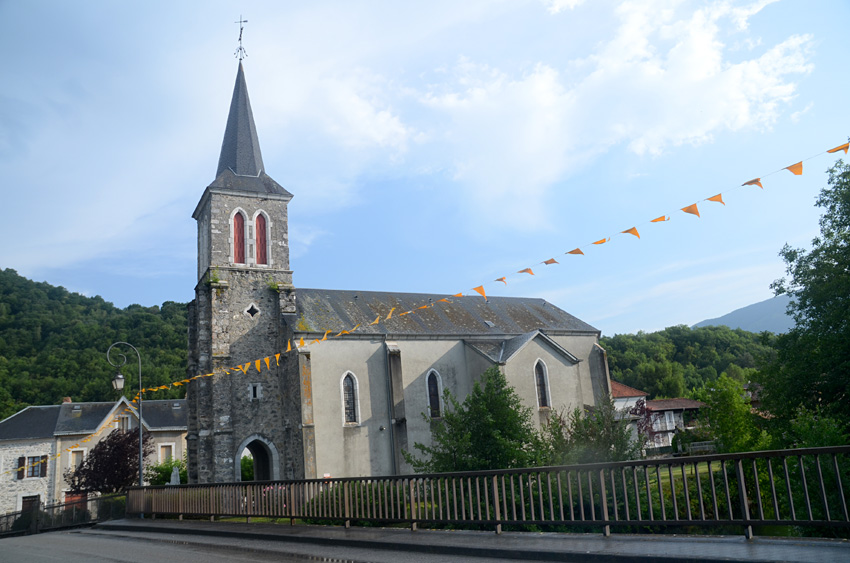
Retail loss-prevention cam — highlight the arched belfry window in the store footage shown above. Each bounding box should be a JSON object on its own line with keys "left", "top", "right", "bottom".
{"left": 341, "top": 372, "right": 359, "bottom": 425}
{"left": 427, "top": 370, "right": 442, "bottom": 418}
{"left": 233, "top": 212, "right": 246, "bottom": 264}
{"left": 535, "top": 360, "right": 550, "bottom": 408}
{"left": 255, "top": 213, "right": 268, "bottom": 265}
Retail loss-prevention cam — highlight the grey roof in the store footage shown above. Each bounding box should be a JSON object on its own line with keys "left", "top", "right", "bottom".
{"left": 212, "top": 63, "right": 291, "bottom": 197}
{"left": 294, "top": 289, "right": 599, "bottom": 337}
{"left": 0, "top": 400, "right": 188, "bottom": 441}
{"left": 466, "top": 330, "right": 581, "bottom": 364}
{"left": 0, "top": 406, "right": 61, "bottom": 440}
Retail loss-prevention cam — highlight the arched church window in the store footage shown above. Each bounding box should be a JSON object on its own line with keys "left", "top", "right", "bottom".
{"left": 233, "top": 212, "right": 246, "bottom": 264}
{"left": 535, "top": 360, "right": 550, "bottom": 408}
{"left": 255, "top": 213, "right": 268, "bottom": 265}
{"left": 427, "top": 370, "right": 442, "bottom": 418}
{"left": 342, "top": 373, "right": 359, "bottom": 424}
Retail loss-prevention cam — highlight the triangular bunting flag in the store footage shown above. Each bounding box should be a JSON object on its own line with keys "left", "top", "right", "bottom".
{"left": 286, "top": 341, "right": 291, "bottom": 352}
{"left": 567, "top": 248, "right": 584, "bottom": 255}
{"left": 351, "top": 324, "right": 361, "bottom": 331}
{"left": 707, "top": 194, "right": 725, "bottom": 205}
{"left": 681, "top": 204, "right": 700, "bottom": 217}
{"left": 518, "top": 268, "right": 534, "bottom": 275}
{"left": 370, "top": 315, "right": 380, "bottom": 325}
{"left": 264, "top": 357, "right": 271, "bottom": 370}
{"left": 240, "top": 362, "right": 251, "bottom": 374}
{"left": 386, "top": 307, "right": 396, "bottom": 320}
{"left": 621, "top": 227, "right": 640, "bottom": 238}
{"left": 418, "top": 305, "right": 429, "bottom": 309}
{"left": 312, "top": 339, "right": 320, "bottom": 344}
{"left": 299, "top": 337, "right": 306, "bottom": 347}
{"left": 742, "top": 178, "right": 763, "bottom": 189}
{"left": 651, "top": 215, "right": 669, "bottom": 222}
{"left": 275, "top": 352, "right": 281, "bottom": 365}
{"left": 255, "top": 359, "right": 262, "bottom": 373}
{"left": 473, "top": 285, "right": 487, "bottom": 299}
{"left": 453, "top": 293, "right": 463, "bottom": 298}
{"left": 437, "top": 298, "right": 450, "bottom": 303}
{"left": 321, "top": 329, "right": 331, "bottom": 341}
{"left": 337, "top": 330, "right": 349, "bottom": 336}
{"left": 495, "top": 277, "right": 507, "bottom": 284}
{"left": 785, "top": 162, "right": 803, "bottom": 175}
{"left": 400, "top": 311, "right": 411, "bottom": 316}
{"left": 544, "top": 258, "right": 558, "bottom": 265}
{"left": 827, "top": 142, "right": 849, "bottom": 154}
{"left": 592, "top": 238, "right": 609, "bottom": 245}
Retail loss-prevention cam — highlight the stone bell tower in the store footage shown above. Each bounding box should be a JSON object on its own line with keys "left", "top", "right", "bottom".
{"left": 186, "top": 63, "right": 302, "bottom": 483}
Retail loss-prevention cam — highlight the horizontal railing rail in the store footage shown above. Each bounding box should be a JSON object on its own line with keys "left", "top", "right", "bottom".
{"left": 127, "top": 446, "right": 850, "bottom": 539}
{"left": 0, "top": 494, "right": 126, "bottom": 538}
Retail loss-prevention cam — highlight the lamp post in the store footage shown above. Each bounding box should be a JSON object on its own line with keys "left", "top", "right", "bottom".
{"left": 107, "top": 342, "right": 144, "bottom": 491}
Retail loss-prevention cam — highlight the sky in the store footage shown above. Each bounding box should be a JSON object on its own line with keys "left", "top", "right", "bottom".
{"left": 1, "top": 0, "right": 848, "bottom": 336}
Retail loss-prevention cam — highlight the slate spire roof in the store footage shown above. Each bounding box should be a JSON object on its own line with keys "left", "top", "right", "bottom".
{"left": 217, "top": 62, "right": 265, "bottom": 178}
{"left": 205, "top": 63, "right": 291, "bottom": 198}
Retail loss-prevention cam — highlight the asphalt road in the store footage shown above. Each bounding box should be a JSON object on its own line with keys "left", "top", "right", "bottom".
{"left": 0, "top": 527, "right": 518, "bottom": 563}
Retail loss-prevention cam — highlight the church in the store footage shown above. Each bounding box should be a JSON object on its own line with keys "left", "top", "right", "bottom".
{"left": 186, "top": 63, "right": 613, "bottom": 484}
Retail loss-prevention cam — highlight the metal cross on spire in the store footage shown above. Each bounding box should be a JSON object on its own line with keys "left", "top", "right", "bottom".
{"left": 234, "top": 15, "right": 248, "bottom": 61}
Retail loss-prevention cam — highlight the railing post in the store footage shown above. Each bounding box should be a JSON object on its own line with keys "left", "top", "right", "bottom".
{"left": 735, "top": 459, "right": 753, "bottom": 539}
{"left": 599, "top": 469, "right": 610, "bottom": 537}
{"left": 344, "top": 481, "right": 351, "bottom": 529}
{"left": 409, "top": 478, "right": 418, "bottom": 531}
{"left": 492, "top": 475, "right": 502, "bottom": 534}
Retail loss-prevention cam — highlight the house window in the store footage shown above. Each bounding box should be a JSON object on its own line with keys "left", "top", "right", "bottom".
{"left": 233, "top": 212, "right": 246, "bottom": 263}
{"left": 160, "top": 444, "right": 173, "bottom": 463}
{"left": 250, "top": 383, "right": 262, "bottom": 400}
{"left": 427, "top": 371, "right": 442, "bottom": 418}
{"left": 342, "top": 373, "right": 359, "bottom": 424}
{"left": 117, "top": 415, "right": 130, "bottom": 432}
{"left": 535, "top": 361, "right": 550, "bottom": 408}
{"left": 256, "top": 213, "right": 268, "bottom": 265}
{"left": 71, "top": 450, "right": 84, "bottom": 471}
{"left": 20, "top": 455, "right": 47, "bottom": 479}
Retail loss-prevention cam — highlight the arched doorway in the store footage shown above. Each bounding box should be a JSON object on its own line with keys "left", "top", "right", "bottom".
{"left": 235, "top": 434, "right": 280, "bottom": 482}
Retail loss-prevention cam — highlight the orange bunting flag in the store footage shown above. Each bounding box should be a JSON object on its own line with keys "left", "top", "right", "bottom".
{"left": 255, "top": 359, "right": 262, "bottom": 373}
{"left": 828, "top": 142, "right": 849, "bottom": 154}
{"left": 544, "top": 258, "right": 558, "bottom": 265}
{"left": 473, "top": 285, "right": 487, "bottom": 299}
{"left": 418, "top": 305, "right": 429, "bottom": 309}
{"left": 567, "top": 248, "right": 584, "bottom": 255}
{"left": 742, "top": 178, "right": 763, "bottom": 189}
{"left": 651, "top": 215, "right": 669, "bottom": 223}
{"left": 312, "top": 339, "right": 320, "bottom": 344}
{"left": 593, "top": 238, "right": 609, "bottom": 245}
{"left": 621, "top": 227, "right": 640, "bottom": 239}
{"left": 437, "top": 298, "right": 450, "bottom": 303}
{"left": 400, "top": 311, "right": 411, "bottom": 316}
{"left": 275, "top": 353, "right": 281, "bottom": 365}
{"left": 351, "top": 324, "right": 361, "bottom": 331}
{"left": 322, "top": 330, "right": 331, "bottom": 341}
{"left": 707, "top": 194, "right": 725, "bottom": 205}
{"left": 286, "top": 340, "right": 291, "bottom": 352}
{"left": 681, "top": 204, "right": 700, "bottom": 217}
{"left": 386, "top": 307, "right": 396, "bottom": 320}
{"left": 785, "top": 162, "right": 803, "bottom": 175}
{"left": 370, "top": 315, "right": 380, "bottom": 325}
{"left": 173, "top": 381, "right": 183, "bottom": 386}
{"left": 336, "top": 330, "right": 349, "bottom": 337}
{"left": 299, "top": 337, "right": 305, "bottom": 347}
{"left": 242, "top": 362, "right": 252, "bottom": 374}
{"left": 495, "top": 277, "right": 507, "bottom": 284}
{"left": 265, "top": 357, "right": 271, "bottom": 370}
{"left": 518, "top": 268, "right": 534, "bottom": 275}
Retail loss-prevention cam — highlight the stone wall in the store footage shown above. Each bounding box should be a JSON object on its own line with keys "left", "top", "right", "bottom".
{"left": 0, "top": 439, "right": 56, "bottom": 513}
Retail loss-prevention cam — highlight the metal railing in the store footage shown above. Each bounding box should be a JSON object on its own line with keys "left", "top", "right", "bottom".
{"left": 127, "top": 446, "right": 850, "bottom": 538}
{"left": 0, "top": 494, "right": 126, "bottom": 538}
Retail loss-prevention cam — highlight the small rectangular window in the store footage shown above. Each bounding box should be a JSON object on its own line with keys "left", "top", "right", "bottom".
{"left": 26, "top": 456, "right": 42, "bottom": 478}
{"left": 250, "top": 383, "right": 261, "bottom": 400}
{"left": 117, "top": 416, "right": 130, "bottom": 432}
{"left": 160, "top": 445, "right": 173, "bottom": 462}
{"left": 71, "top": 450, "right": 84, "bottom": 470}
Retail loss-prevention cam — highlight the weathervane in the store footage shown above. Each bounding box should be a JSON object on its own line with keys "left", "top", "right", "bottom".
{"left": 235, "top": 15, "right": 248, "bottom": 61}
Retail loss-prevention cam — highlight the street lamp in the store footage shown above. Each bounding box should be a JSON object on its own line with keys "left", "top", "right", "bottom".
{"left": 107, "top": 342, "right": 144, "bottom": 492}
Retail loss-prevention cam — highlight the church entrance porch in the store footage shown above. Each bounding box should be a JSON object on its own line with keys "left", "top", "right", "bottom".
{"left": 235, "top": 434, "right": 280, "bottom": 482}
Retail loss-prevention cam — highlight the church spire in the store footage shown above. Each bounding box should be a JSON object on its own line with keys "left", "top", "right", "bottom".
{"left": 216, "top": 62, "right": 265, "bottom": 178}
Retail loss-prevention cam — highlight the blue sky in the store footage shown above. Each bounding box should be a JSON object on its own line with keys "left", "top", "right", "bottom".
{"left": 1, "top": 0, "right": 848, "bottom": 335}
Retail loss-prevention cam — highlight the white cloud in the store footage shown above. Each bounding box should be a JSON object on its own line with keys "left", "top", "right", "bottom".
{"left": 542, "top": 0, "right": 586, "bottom": 14}
{"left": 412, "top": 0, "right": 812, "bottom": 230}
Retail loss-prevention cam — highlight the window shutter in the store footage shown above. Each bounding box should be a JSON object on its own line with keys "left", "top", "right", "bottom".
{"left": 17, "top": 457, "right": 25, "bottom": 480}
{"left": 39, "top": 455, "right": 48, "bottom": 477}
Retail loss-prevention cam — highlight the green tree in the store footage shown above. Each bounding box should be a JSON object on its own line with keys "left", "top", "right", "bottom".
{"left": 761, "top": 160, "right": 850, "bottom": 427}
{"left": 241, "top": 455, "right": 254, "bottom": 481}
{"left": 694, "top": 374, "right": 770, "bottom": 453}
{"left": 403, "top": 366, "right": 538, "bottom": 473}
{"left": 537, "top": 399, "right": 644, "bottom": 465}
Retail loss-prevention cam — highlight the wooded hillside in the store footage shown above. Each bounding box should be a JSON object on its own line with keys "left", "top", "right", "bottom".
{"left": 0, "top": 268, "right": 187, "bottom": 420}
